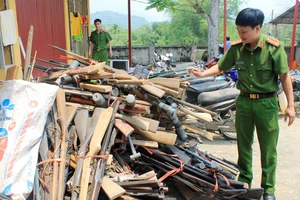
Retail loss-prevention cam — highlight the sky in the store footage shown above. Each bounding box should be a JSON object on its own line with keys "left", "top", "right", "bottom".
{"left": 90, "top": 0, "right": 296, "bottom": 23}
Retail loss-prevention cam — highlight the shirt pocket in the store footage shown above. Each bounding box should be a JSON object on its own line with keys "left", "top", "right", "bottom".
{"left": 256, "top": 61, "right": 273, "bottom": 84}
{"left": 235, "top": 64, "right": 247, "bottom": 82}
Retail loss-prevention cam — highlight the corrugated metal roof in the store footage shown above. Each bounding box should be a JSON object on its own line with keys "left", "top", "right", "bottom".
{"left": 270, "top": 3, "right": 300, "bottom": 24}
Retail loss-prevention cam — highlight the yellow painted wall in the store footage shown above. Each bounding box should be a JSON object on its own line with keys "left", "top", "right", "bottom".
{"left": 7, "top": 0, "right": 22, "bottom": 67}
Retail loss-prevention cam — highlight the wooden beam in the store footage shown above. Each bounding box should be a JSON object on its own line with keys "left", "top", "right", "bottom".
{"left": 79, "top": 83, "right": 112, "bottom": 93}
{"left": 140, "top": 84, "right": 165, "bottom": 98}
{"left": 182, "top": 125, "right": 214, "bottom": 142}
{"left": 102, "top": 177, "right": 126, "bottom": 200}
{"left": 149, "top": 77, "right": 180, "bottom": 89}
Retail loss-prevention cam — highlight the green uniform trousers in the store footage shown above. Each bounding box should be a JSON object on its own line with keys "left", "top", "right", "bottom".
{"left": 235, "top": 95, "right": 279, "bottom": 194}
{"left": 92, "top": 49, "right": 109, "bottom": 65}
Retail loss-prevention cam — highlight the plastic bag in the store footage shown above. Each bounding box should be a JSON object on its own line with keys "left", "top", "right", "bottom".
{"left": 0, "top": 80, "right": 58, "bottom": 199}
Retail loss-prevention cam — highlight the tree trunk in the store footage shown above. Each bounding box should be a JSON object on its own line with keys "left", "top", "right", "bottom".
{"left": 207, "top": 0, "right": 220, "bottom": 60}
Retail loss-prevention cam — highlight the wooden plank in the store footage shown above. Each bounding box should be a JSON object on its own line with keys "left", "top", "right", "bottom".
{"left": 89, "top": 72, "right": 137, "bottom": 80}
{"left": 116, "top": 113, "right": 150, "bottom": 131}
{"left": 66, "top": 102, "right": 95, "bottom": 110}
{"left": 79, "top": 83, "right": 112, "bottom": 93}
{"left": 66, "top": 105, "right": 78, "bottom": 127}
{"left": 133, "top": 126, "right": 177, "bottom": 146}
{"left": 151, "top": 83, "right": 179, "bottom": 98}
{"left": 140, "top": 84, "right": 165, "bottom": 98}
{"left": 79, "top": 107, "right": 113, "bottom": 200}
{"left": 137, "top": 171, "right": 157, "bottom": 180}
{"left": 182, "top": 125, "right": 214, "bottom": 142}
{"left": 132, "top": 116, "right": 159, "bottom": 133}
{"left": 178, "top": 105, "right": 212, "bottom": 122}
{"left": 149, "top": 77, "right": 180, "bottom": 89}
{"left": 69, "top": 62, "right": 105, "bottom": 75}
{"left": 114, "top": 119, "right": 134, "bottom": 136}
{"left": 109, "top": 79, "right": 148, "bottom": 85}
{"left": 118, "top": 104, "right": 151, "bottom": 114}
{"left": 102, "top": 177, "right": 126, "bottom": 200}
{"left": 6, "top": 66, "right": 23, "bottom": 80}
{"left": 24, "top": 25, "right": 34, "bottom": 80}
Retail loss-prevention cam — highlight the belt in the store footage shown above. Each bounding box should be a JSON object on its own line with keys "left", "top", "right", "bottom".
{"left": 240, "top": 92, "right": 276, "bottom": 99}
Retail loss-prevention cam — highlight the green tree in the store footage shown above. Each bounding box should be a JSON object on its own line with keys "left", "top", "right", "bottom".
{"left": 147, "top": 0, "right": 244, "bottom": 59}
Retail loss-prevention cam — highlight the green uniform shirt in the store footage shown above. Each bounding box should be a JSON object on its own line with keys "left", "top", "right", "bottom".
{"left": 90, "top": 30, "right": 112, "bottom": 52}
{"left": 218, "top": 34, "right": 289, "bottom": 93}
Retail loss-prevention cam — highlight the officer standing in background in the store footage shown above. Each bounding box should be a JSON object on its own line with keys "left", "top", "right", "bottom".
{"left": 188, "top": 8, "right": 295, "bottom": 200}
{"left": 89, "top": 19, "right": 112, "bottom": 65}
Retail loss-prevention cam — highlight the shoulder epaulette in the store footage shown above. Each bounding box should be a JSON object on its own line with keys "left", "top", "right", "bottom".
{"left": 231, "top": 40, "right": 243, "bottom": 46}
{"left": 266, "top": 38, "right": 280, "bottom": 47}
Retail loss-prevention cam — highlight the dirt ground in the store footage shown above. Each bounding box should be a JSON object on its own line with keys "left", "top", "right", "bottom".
{"left": 199, "top": 116, "right": 300, "bottom": 200}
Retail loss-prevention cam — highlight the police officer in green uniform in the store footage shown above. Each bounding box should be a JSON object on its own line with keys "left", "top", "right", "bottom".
{"left": 89, "top": 19, "right": 112, "bottom": 65}
{"left": 188, "top": 8, "right": 295, "bottom": 200}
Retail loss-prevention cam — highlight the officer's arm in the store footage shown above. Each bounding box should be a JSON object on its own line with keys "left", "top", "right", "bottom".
{"left": 108, "top": 41, "right": 112, "bottom": 54}
{"left": 280, "top": 73, "right": 295, "bottom": 126}
{"left": 202, "top": 64, "right": 223, "bottom": 77}
{"left": 89, "top": 42, "right": 94, "bottom": 58}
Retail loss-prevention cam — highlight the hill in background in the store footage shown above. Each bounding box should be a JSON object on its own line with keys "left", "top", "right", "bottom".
{"left": 90, "top": 11, "right": 150, "bottom": 29}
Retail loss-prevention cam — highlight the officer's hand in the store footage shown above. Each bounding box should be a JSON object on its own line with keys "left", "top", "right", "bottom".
{"left": 187, "top": 67, "right": 203, "bottom": 78}
{"left": 109, "top": 50, "right": 113, "bottom": 58}
{"left": 284, "top": 106, "right": 296, "bottom": 126}
{"left": 102, "top": 29, "right": 108, "bottom": 33}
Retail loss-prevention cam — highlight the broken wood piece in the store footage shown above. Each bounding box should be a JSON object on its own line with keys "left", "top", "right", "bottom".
{"left": 118, "top": 104, "right": 151, "bottom": 114}
{"left": 24, "top": 25, "right": 34, "bottom": 80}
{"left": 182, "top": 125, "right": 214, "bottom": 142}
{"left": 106, "top": 154, "right": 113, "bottom": 166}
{"left": 178, "top": 105, "right": 212, "bottom": 122}
{"left": 137, "top": 171, "right": 157, "bottom": 179}
{"left": 140, "top": 84, "right": 165, "bottom": 98}
{"left": 102, "top": 176, "right": 126, "bottom": 200}
{"left": 180, "top": 81, "right": 191, "bottom": 88}
{"left": 114, "top": 119, "right": 134, "bottom": 136}
{"left": 116, "top": 113, "right": 150, "bottom": 131}
{"left": 79, "top": 83, "right": 112, "bottom": 93}
{"left": 56, "top": 89, "right": 69, "bottom": 200}
{"left": 149, "top": 77, "right": 180, "bottom": 89}
{"left": 66, "top": 105, "right": 78, "bottom": 127}
{"left": 109, "top": 79, "right": 148, "bottom": 85}
{"left": 132, "top": 116, "right": 159, "bottom": 133}
{"left": 79, "top": 107, "right": 113, "bottom": 200}
{"left": 115, "top": 139, "right": 159, "bottom": 148}
{"left": 69, "top": 62, "right": 105, "bottom": 75}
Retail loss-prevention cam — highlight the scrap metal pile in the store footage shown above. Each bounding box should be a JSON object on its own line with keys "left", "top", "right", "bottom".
{"left": 34, "top": 61, "right": 263, "bottom": 200}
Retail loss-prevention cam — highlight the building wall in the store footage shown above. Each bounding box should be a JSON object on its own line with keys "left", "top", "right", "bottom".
{"left": 16, "top": 0, "right": 66, "bottom": 76}
{"left": 111, "top": 45, "right": 199, "bottom": 65}
{"left": 69, "top": 0, "right": 89, "bottom": 57}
